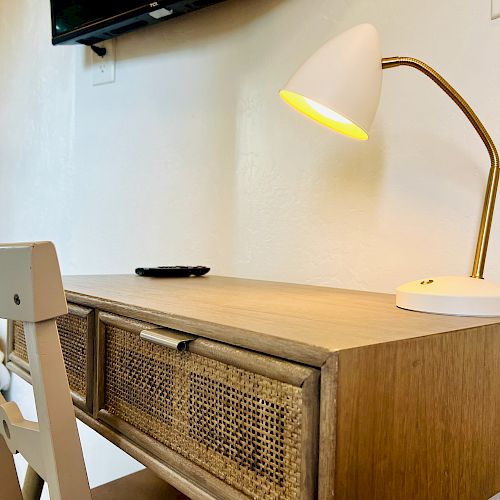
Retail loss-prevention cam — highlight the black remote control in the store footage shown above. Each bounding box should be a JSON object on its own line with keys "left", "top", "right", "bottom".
{"left": 135, "top": 266, "right": 210, "bottom": 278}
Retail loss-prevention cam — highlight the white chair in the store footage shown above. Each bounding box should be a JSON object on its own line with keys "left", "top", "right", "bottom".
{"left": 0, "top": 242, "right": 184, "bottom": 500}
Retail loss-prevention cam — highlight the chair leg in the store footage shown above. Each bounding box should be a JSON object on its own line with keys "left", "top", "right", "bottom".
{"left": 22, "top": 466, "right": 45, "bottom": 500}
{"left": 0, "top": 436, "right": 23, "bottom": 500}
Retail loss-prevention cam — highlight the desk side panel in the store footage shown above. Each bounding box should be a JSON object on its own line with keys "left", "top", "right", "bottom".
{"left": 335, "top": 325, "right": 500, "bottom": 500}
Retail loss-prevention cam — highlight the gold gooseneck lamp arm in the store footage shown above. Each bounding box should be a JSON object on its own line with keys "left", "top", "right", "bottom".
{"left": 381, "top": 57, "right": 500, "bottom": 280}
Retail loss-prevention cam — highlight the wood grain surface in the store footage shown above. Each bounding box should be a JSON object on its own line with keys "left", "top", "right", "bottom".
{"left": 91, "top": 469, "right": 188, "bottom": 500}
{"left": 318, "top": 354, "right": 338, "bottom": 500}
{"left": 64, "top": 275, "right": 500, "bottom": 366}
{"left": 334, "top": 324, "right": 500, "bottom": 500}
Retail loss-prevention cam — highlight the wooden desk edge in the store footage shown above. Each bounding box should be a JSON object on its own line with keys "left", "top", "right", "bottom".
{"left": 65, "top": 290, "right": 331, "bottom": 367}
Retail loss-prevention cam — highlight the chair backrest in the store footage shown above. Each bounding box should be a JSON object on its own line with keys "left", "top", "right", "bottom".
{"left": 0, "top": 241, "right": 91, "bottom": 500}
{"left": 0, "top": 242, "right": 67, "bottom": 322}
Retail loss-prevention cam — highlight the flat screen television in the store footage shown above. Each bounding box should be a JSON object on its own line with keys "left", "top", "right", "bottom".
{"left": 51, "top": 0, "right": 228, "bottom": 45}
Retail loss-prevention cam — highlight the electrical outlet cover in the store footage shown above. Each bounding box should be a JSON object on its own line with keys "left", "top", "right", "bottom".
{"left": 92, "top": 39, "right": 116, "bottom": 86}
{"left": 493, "top": 0, "right": 500, "bottom": 19}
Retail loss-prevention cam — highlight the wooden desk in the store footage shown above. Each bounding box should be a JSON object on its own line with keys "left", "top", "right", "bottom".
{"left": 6, "top": 275, "right": 500, "bottom": 499}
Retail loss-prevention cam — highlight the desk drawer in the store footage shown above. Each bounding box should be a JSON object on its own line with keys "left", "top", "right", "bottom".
{"left": 96, "top": 312, "right": 319, "bottom": 500}
{"left": 8, "top": 303, "right": 94, "bottom": 413}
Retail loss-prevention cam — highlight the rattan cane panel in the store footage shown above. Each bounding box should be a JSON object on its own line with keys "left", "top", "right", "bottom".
{"left": 103, "top": 325, "right": 304, "bottom": 499}
{"left": 12, "top": 314, "right": 88, "bottom": 397}
{"left": 13, "top": 321, "right": 28, "bottom": 363}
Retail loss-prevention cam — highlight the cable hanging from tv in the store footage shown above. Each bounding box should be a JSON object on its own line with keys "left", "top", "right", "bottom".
{"left": 90, "top": 45, "right": 107, "bottom": 57}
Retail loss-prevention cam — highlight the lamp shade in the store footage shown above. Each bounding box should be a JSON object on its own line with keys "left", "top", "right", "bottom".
{"left": 280, "top": 24, "right": 383, "bottom": 140}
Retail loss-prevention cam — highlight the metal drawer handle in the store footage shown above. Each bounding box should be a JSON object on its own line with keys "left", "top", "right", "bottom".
{"left": 139, "top": 328, "right": 197, "bottom": 352}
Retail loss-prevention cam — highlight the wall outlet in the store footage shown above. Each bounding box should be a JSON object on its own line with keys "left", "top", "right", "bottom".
{"left": 92, "top": 40, "right": 116, "bottom": 86}
{"left": 493, "top": 0, "right": 500, "bottom": 19}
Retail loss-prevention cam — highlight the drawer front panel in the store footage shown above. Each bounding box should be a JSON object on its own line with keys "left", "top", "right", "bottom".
{"left": 10, "top": 304, "right": 94, "bottom": 412}
{"left": 97, "top": 313, "right": 319, "bottom": 500}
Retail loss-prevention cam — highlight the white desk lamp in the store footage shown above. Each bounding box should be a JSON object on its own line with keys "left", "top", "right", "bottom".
{"left": 280, "top": 24, "right": 500, "bottom": 316}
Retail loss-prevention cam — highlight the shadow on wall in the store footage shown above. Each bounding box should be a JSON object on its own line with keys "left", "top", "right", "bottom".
{"left": 315, "top": 131, "right": 387, "bottom": 245}
{"left": 82, "top": 0, "right": 286, "bottom": 65}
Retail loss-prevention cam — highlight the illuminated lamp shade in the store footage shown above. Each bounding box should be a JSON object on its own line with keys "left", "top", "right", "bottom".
{"left": 279, "top": 24, "right": 382, "bottom": 140}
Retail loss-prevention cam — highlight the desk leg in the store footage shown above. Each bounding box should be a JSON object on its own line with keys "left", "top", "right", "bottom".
{"left": 22, "top": 466, "right": 44, "bottom": 500}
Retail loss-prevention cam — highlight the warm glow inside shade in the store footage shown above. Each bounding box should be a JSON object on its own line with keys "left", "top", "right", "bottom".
{"left": 279, "top": 90, "right": 369, "bottom": 140}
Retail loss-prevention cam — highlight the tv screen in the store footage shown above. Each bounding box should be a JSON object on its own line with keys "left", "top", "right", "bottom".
{"left": 51, "top": 0, "right": 227, "bottom": 45}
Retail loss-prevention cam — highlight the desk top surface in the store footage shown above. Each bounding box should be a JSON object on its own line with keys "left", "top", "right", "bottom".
{"left": 63, "top": 274, "right": 500, "bottom": 366}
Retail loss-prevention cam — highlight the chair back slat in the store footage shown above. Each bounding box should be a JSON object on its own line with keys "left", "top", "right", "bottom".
{"left": 0, "top": 242, "right": 67, "bottom": 322}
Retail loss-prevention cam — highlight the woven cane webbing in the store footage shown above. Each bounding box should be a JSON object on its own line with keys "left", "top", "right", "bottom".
{"left": 13, "top": 314, "right": 88, "bottom": 397}
{"left": 104, "top": 325, "right": 303, "bottom": 499}
{"left": 13, "top": 321, "right": 28, "bottom": 363}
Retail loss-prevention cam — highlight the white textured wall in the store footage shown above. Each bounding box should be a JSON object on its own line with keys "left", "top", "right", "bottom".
{"left": 0, "top": 0, "right": 499, "bottom": 491}
{"left": 0, "top": 0, "right": 499, "bottom": 292}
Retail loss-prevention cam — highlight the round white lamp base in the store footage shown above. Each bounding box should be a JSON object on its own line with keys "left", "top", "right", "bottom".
{"left": 396, "top": 275, "right": 500, "bottom": 316}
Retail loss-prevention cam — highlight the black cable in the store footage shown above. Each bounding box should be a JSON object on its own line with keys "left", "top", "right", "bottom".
{"left": 90, "top": 44, "right": 107, "bottom": 57}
